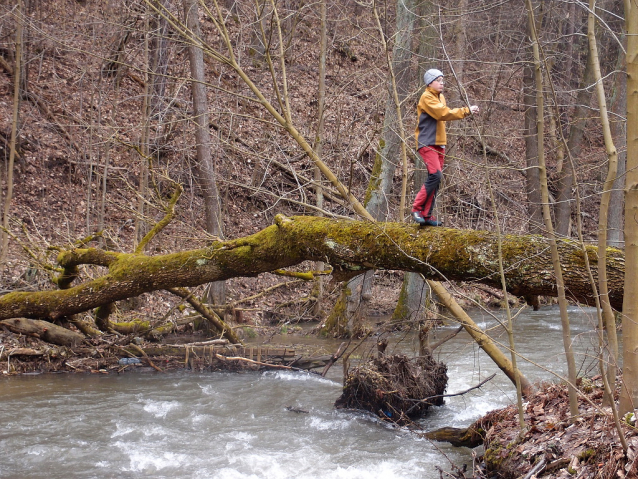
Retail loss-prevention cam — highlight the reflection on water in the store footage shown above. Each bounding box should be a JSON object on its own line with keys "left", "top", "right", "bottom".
{"left": 0, "top": 305, "right": 608, "bottom": 478}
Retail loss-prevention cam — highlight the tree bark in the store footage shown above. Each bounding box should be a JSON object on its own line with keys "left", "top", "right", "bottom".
{"left": 555, "top": 54, "right": 595, "bottom": 237}
{"left": 183, "top": 0, "right": 226, "bottom": 306}
{"left": 523, "top": 9, "right": 543, "bottom": 237}
{"left": 392, "top": 162, "right": 430, "bottom": 323}
{"left": 523, "top": 60, "right": 543, "bottom": 235}
{"left": 1, "top": 0, "right": 22, "bottom": 263}
{"left": 608, "top": 21, "right": 627, "bottom": 248}
{"left": 620, "top": 0, "right": 638, "bottom": 415}
{"left": 311, "top": 0, "right": 328, "bottom": 318}
{"left": 1, "top": 318, "right": 85, "bottom": 347}
{"left": 526, "top": 0, "right": 579, "bottom": 418}
{"left": 0, "top": 215, "right": 626, "bottom": 322}
{"left": 327, "top": 0, "right": 417, "bottom": 336}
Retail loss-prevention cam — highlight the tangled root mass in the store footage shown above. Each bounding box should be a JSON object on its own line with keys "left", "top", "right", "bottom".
{"left": 335, "top": 351, "right": 448, "bottom": 425}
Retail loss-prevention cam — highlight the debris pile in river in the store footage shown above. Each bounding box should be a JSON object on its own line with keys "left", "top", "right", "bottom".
{"left": 0, "top": 327, "right": 328, "bottom": 375}
{"left": 334, "top": 351, "right": 448, "bottom": 425}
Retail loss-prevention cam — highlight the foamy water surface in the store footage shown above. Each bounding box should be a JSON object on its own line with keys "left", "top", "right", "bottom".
{"left": 0, "top": 305, "right": 604, "bottom": 478}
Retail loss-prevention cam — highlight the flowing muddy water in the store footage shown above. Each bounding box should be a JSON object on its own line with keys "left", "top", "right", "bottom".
{"left": 0, "top": 305, "right": 608, "bottom": 478}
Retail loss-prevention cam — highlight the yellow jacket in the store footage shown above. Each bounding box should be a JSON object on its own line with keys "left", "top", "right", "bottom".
{"left": 415, "top": 86, "right": 470, "bottom": 148}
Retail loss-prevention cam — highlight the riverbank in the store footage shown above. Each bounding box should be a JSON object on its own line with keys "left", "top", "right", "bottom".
{"left": 0, "top": 326, "right": 336, "bottom": 375}
{"left": 3, "top": 307, "right": 633, "bottom": 479}
{"left": 472, "top": 378, "right": 638, "bottom": 478}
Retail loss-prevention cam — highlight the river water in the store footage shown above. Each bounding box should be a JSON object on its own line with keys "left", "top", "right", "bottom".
{"left": 0, "top": 305, "right": 607, "bottom": 479}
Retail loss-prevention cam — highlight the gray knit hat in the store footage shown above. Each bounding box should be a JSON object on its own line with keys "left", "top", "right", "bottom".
{"left": 424, "top": 68, "right": 444, "bottom": 86}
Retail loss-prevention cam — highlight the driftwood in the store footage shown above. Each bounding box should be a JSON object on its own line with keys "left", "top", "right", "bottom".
{"left": 116, "top": 343, "right": 328, "bottom": 371}
{"left": 1, "top": 318, "right": 85, "bottom": 346}
{"left": 321, "top": 341, "right": 349, "bottom": 377}
{"left": 423, "top": 426, "right": 485, "bottom": 448}
{"left": 0, "top": 347, "right": 44, "bottom": 358}
{"left": 406, "top": 373, "right": 496, "bottom": 414}
{"left": 0, "top": 346, "right": 70, "bottom": 362}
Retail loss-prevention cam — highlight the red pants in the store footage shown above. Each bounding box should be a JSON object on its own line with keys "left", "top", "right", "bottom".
{"left": 412, "top": 145, "right": 445, "bottom": 218}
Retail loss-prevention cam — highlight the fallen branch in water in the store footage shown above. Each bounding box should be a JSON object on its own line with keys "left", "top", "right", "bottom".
{"left": 321, "top": 341, "right": 349, "bottom": 377}
{"left": 127, "top": 343, "right": 165, "bottom": 373}
{"left": 214, "top": 353, "right": 305, "bottom": 371}
{"left": 429, "top": 326, "right": 464, "bottom": 351}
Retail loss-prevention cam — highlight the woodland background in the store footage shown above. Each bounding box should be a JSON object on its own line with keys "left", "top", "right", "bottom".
{"left": 0, "top": 0, "right": 626, "bottom": 341}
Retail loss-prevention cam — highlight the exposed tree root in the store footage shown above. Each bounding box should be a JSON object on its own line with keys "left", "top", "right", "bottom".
{"left": 334, "top": 351, "right": 448, "bottom": 425}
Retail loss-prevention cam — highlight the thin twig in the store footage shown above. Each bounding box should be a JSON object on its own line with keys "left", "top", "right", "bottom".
{"left": 406, "top": 374, "right": 496, "bottom": 414}
{"left": 321, "top": 341, "right": 350, "bottom": 377}
{"left": 523, "top": 457, "right": 546, "bottom": 479}
{"left": 429, "top": 326, "right": 463, "bottom": 351}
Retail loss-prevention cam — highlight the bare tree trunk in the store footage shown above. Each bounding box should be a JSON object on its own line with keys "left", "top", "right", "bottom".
{"left": 620, "top": 0, "right": 638, "bottom": 415}
{"left": 587, "top": 0, "right": 620, "bottom": 395}
{"left": 391, "top": 0, "right": 439, "bottom": 326}
{"left": 149, "top": 0, "right": 171, "bottom": 120}
{"left": 136, "top": 2, "right": 172, "bottom": 248}
{"left": 526, "top": 0, "right": 579, "bottom": 419}
{"left": 555, "top": 54, "right": 595, "bottom": 237}
{"left": 608, "top": 33, "right": 627, "bottom": 248}
{"left": 311, "top": 0, "right": 328, "bottom": 319}
{"left": 183, "top": 0, "right": 226, "bottom": 306}
{"left": 1, "top": 0, "right": 22, "bottom": 263}
{"left": 392, "top": 271, "right": 429, "bottom": 325}
{"left": 450, "top": 0, "right": 467, "bottom": 105}
{"left": 523, "top": 62, "right": 543, "bottom": 234}
{"left": 393, "top": 160, "right": 430, "bottom": 326}
{"left": 136, "top": 12, "right": 152, "bottom": 247}
{"left": 327, "top": 0, "right": 417, "bottom": 336}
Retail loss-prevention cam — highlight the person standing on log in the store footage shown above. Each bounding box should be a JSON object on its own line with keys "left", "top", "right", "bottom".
{"left": 411, "top": 69, "right": 479, "bottom": 226}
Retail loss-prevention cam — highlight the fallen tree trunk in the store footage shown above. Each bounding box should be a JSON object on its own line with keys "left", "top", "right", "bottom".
{"left": 423, "top": 426, "right": 485, "bottom": 448}
{"left": 1, "top": 318, "right": 85, "bottom": 346}
{"left": 0, "top": 215, "right": 625, "bottom": 321}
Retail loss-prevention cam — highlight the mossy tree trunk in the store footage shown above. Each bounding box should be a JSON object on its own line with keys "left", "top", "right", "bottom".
{"left": 325, "top": 0, "right": 417, "bottom": 337}
{"left": 390, "top": 0, "right": 439, "bottom": 328}
{"left": 184, "top": 0, "right": 226, "bottom": 308}
{"left": 391, "top": 153, "right": 431, "bottom": 327}
{"left": 0, "top": 215, "right": 626, "bottom": 322}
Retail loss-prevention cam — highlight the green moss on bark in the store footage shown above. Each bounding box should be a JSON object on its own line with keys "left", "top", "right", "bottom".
{"left": 363, "top": 139, "right": 385, "bottom": 208}
{"left": 322, "top": 286, "right": 351, "bottom": 337}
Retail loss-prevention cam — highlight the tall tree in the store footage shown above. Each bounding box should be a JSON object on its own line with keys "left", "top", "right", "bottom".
{"left": 324, "top": 0, "right": 418, "bottom": 336}
{"left": 608, "top": 0, "right": 627, "bottom": 248}
{"left": 555, "top": 54, "right": 595, "bottom": 237}
{"left": 1, "top": 0, "right": 22, "bottom": 263}
{"left": 183, "top": 0, "right": 226, "bottom": 306}
{"left": 311, "top": 0, "right": 328, "bottom": 318}
{"left": 620, "top": 0, "right": 638, "bottom": 415}
{"left": 392, "top": 0, "right": 438, "bottom": 326}
{"left": 522, "top": 63, "right": 543, "bottom": 234}
{"left": 526, "top": 0, "right": 579, "bottom": 419}
{"left": 588, "top": 0, "right": 620, "bottom": 391}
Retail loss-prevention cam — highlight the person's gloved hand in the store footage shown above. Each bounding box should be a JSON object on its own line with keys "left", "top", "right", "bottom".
{"left": 470, "top": 105, "right": 480, "bottom": 114}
